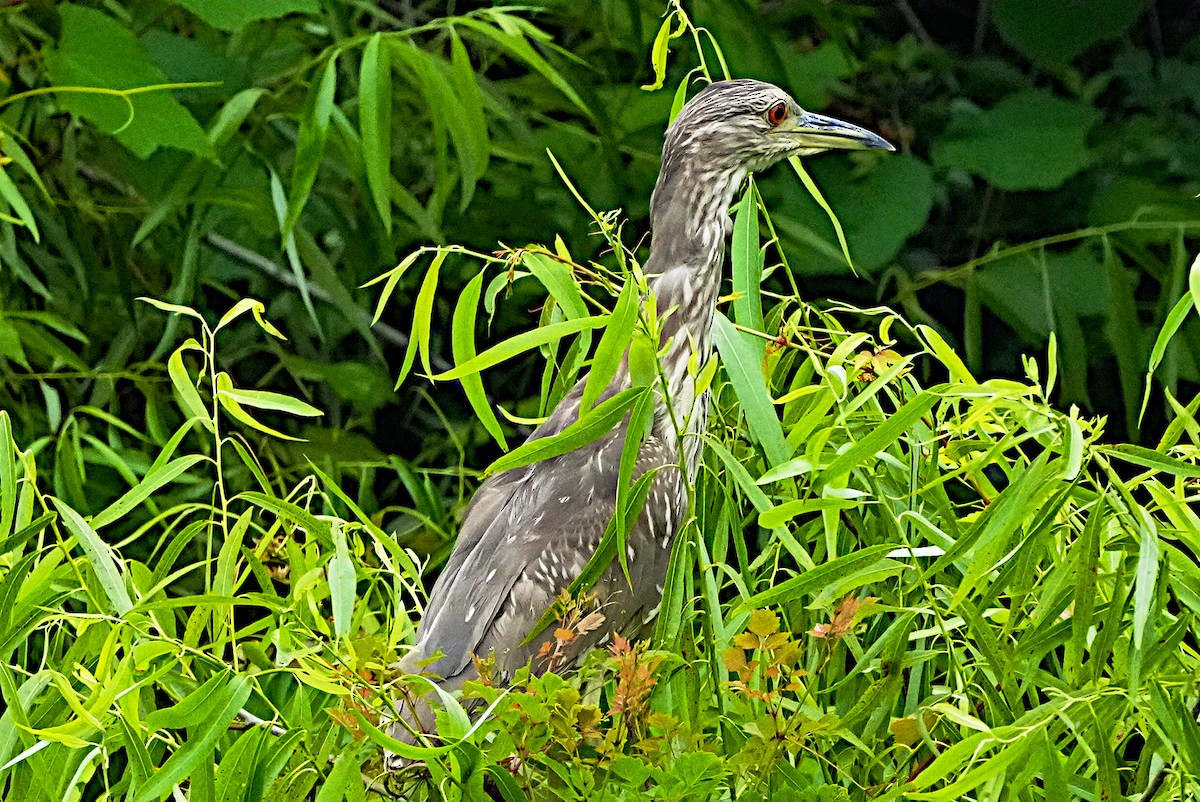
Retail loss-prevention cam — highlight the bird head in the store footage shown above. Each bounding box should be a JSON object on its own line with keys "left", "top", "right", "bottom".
{"left": 664, "top": 79, "right": 894, "bottom": 174}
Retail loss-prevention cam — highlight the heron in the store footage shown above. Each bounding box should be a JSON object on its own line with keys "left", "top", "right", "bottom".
{"left": 389, "top": 78, "right": 892, "bottom": 747}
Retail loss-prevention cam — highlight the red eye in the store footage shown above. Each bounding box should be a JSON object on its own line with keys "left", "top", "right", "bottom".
{"left": 767, "top": 101, "right": 788, "bottom": 126}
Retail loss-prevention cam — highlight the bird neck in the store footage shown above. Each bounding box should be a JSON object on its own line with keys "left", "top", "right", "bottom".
{"left": 635, "top": 158, "right": 746, "bottom": 462}
{"left": 644, "top": 158, "right": 745, "bottom": 361}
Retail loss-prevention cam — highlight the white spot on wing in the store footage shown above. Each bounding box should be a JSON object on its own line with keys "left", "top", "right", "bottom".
{"left": 465, "top": 604, "right": 476, "bottom": 623}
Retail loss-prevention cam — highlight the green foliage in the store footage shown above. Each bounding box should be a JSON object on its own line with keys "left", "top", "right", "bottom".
{"left": 931, "top": 90, "right": 1099, "bottom": 191}
{"left": 1, "top": 0, "right": 1199, "bottom": 800}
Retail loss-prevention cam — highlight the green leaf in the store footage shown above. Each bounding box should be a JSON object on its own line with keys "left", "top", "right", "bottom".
{"left": 238, "top": 492, "right": 332, "bottom": 547}
{"left": 1131, "top": 508, "right": 1159, "bottom": 648}
{"left": 217, "top": 387, "right": 322, "bottom": 418}
{"left": 216, "top": 373, "right": 305, "bottom": 442}
{"left": 457, "top": 16, "right": 590, "bottom": 116}
{"left": 50, "top": 497, "right": 134, "bottom": 615}
{"left": 1139, "top": 290, "right": 1194, "bottom": 423}
{"left": 816, "top": 389, "right": 939, "bottom": 486}
{"left": 486, "top": 387, "right": 648, "bottom": 476}
{"left": 390, "top": 41, "right": 488, "bottom": 211}
{"left": 522, "top": 252, "right": 588, "bottom": 320}
{"left": 359, "top": 33, "right": 393, "bottom": 235}
{"left": 314, "top": 748, "right": 361, "bottom": 802}
{"left": 712, "top": 311, "right": 790, "bottom": 466}
{"left": 991, "top": 0, "right": 1144, "bottom": 67}
{"left": 1098, "top": 444, "right": 1200, "bottom": 478}
{"left": 166, "top": 339, "right": 214, "bottom": 432}
{"left": 145, "top": 673, "right": 231, "bottom": 732}
{"left": 641, "top": 11, "right": 683, "bottom": 91}
{"left": 783, "top": 154, "right": 934, "bottom": 274}
{"left": 731, "top": 185, "right": 764, "bottom": 333}
{"left": 395, "top": 253, "right": 443, "bottom": 388}
{"left": 431, "top": 315, "right": 609, "bottom": 382}
{"left": 738, "top": 545, "right": 899, "bottom": 610}
{"left": 134, "top": 674, "right": 253, "bottom": 802}
{"left": 447, "top": 30, "right": 490, "bottom": 210}
{"left": 175, "top": 0, "right": 318, "bottom": 31}
{"left": 789, "top": 157, "right": 854, "bottom": 271}
{"left": 453, "top": 271, "right": 507, "bottom": 448}
{"left": 215, "top": 298, "right": 285, "bottom": 339}
{"left": 758, "top": 497, "right": 858, "bottom": 530}
{"left": 582, "top": 280, "right": 639, "bottom": 412}
{"left": 285, "top": 56, "right": 338, "bottom": 236}
{"left": 1189, "top": 250, "right": 1200, "bottom": 317}
{"left": 0, "top": 170, "right": 39, "bottom": 243}
{"left": 328, "top": 523, "right": 356, "bottom": 640}
{"left": 43, "top": 5, "right": 214, "bottom": 160}
{"left": 90, "top": 454, "right": 207, "bottom": 530}
{"left": 932, "top": 90, "right": 1099, "bottom": 190}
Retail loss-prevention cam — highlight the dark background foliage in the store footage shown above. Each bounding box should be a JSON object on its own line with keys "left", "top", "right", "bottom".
{"left": 2, "top": 3, "right": 1200, "bottom": 800}
{"left": 0, "top": 0, "right": 1197, "bottom": 548}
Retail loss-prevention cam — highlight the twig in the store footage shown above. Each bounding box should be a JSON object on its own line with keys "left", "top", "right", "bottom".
{"left": 973, "top": 0, "right": 990, "bottom": 51}
{"left": 896, "top": 0, "right": 933, "bottom": 46}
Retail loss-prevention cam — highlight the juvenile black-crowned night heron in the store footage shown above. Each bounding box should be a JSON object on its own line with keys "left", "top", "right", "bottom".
{"left": 390, "top": 79, "right": 892, "bottom": 745}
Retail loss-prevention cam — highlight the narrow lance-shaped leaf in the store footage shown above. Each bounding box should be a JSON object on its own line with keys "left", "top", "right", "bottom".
{"left": 582, "top": 279, "right": 638, "bottom": 412}
{"left": 522, "top": 252, "right": 588, "bottom": 320}
{"left": 216, "top": 372, "right": 305, "bottom": 442}
{"left": 447, "top": 30, "right": 490, "bottom": 210}
{"left": 90, "top": 454, "right": 207, "bottom": 530}
{"left": 51, "top": 497, "right": 134, "bottom": 615}
{"left": 394, "top": 251, "right": 444, "bottom": 388}
{"left": 328, "top": 521, "right": 356, "bottom": 640}
{"left": 431, "top": 314, "right": 610, "bottom": 382}
{"left": 1140, "top": 292, "right": 1196, "bottom": 423}
{"left": 712, "top": 311, "right": 790, "bottom": 466}
{"left": 0, "top": 411, "right": 17, "bottom": 538}
{"left": 134, "top": 674, "right": 253, "bottom": 802}
{"left": 0, "top": 170, "right": 40, "bottom": 243}
{"left": 789, "top": 156, "right": 854, "bottom": 272}
{"left": 731, "top": 184, "right": 763, "bottom": 333}
{"left": 270, "top": 169, "right": 322, "bottom": 336}
{"left": 737, "top": 545, "right": 897, "bottom": 611}
{"left": 218, "top": 387, "right": 322, "bottom": 418}
{"left": 614, "top": 385, "right": 655, "bottom": 583}
{"left": 456, "top": 16, "right": 590, "bottom": 116}
{"left": 641, "top": 10, "right": 682, "bottom": 90}
{"left": 285, "top": 56, "right": 338, "bottom": 236}
{"left": 359, "top": 33, "right": 393, "bottom": 234}
{"left": 816, "top": 389, "right": 940, "bottom": 487}
{"left": 488, "top": 387, "right": 648, "bottom": 476}
{"left": 453, "top": 270, "right": 507, "bottom": 448}
{"left": 1131, "top": 507, "right": 1160, "bottom": 649}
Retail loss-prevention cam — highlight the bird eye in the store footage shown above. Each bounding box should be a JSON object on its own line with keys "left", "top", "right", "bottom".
{"left": 766, "top": 101, "right": 788, "bottom": 126}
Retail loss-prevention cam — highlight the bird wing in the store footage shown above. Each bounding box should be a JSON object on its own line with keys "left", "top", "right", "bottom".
{"left": 407, "top": 378, "right": 628, "bottom": 679}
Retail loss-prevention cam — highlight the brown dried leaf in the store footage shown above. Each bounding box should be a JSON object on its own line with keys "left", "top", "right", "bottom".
{"left": 577, "top": 611, "right": 606, "bottom": 634}
{"left": 722, "top": 646, "right": 747, "bottom": 673}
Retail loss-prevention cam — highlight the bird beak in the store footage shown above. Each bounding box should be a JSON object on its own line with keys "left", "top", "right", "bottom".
{"left": 780, "top": 110, "right": 895, "bottom": 153}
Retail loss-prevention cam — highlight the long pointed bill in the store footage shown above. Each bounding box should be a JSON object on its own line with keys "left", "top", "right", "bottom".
{"left": 782, "top": 110, "right": 895, "bottom": 153}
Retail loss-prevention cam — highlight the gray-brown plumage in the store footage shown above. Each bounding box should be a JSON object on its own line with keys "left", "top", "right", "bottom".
{"left": 389, "top": 79, "right": 892, "bottom": 746}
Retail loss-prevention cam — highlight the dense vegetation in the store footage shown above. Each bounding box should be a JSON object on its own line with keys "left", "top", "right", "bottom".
{"left": 0, "top": 0, "right": 1198, "bottom": 800}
